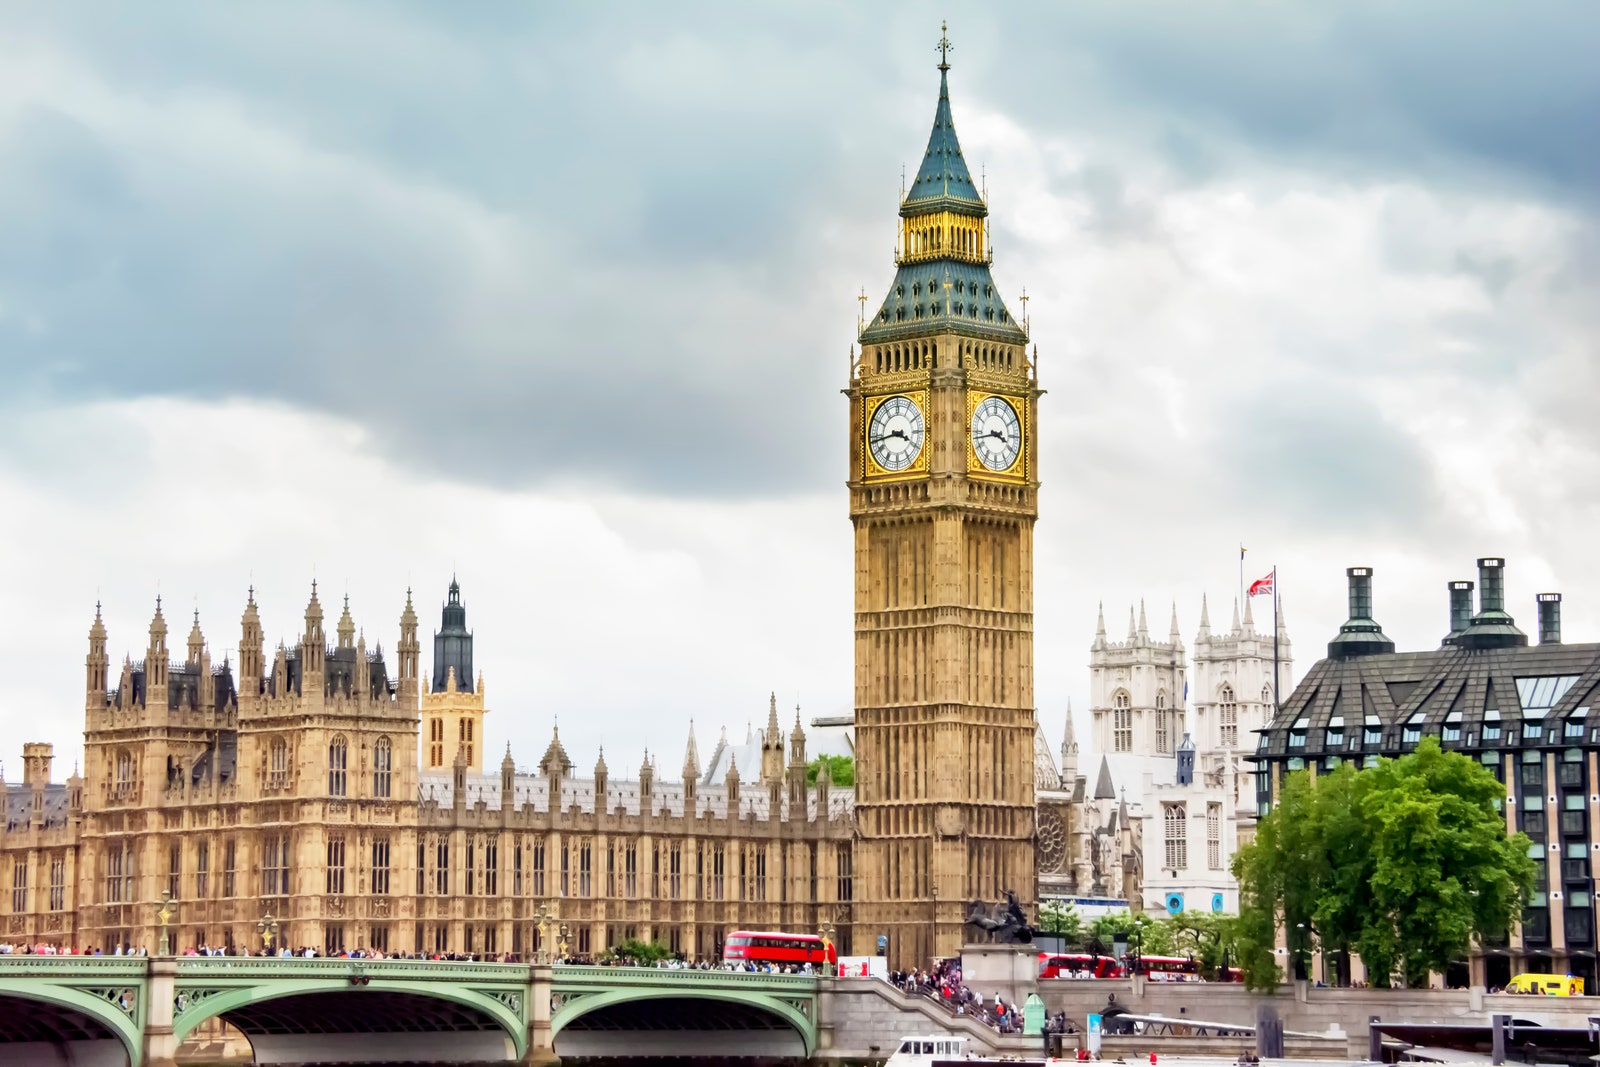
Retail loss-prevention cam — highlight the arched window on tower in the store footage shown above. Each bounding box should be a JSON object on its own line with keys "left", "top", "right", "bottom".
{"left": 114, "top": 749, "right": 134, "bottom": 799}
{"left": 1219, "top": 685, "right": 1238, "bottom": 748}
{"left": 429, "top": 718, "right": 444, "bottom": 768}
{"left": 328, "top": 735, "right": 347, "bottom": 797}
{"left": 1112, "top": 690, "right": 1133, "bottom": 753}
{"left": 1262, "top": 684, "right": 1274, "bottom": 711}
{"left": 1164, "top": 803, "right": 1188, "bottom": 870}
{"left": 268, "top": 737, "right": 288, "bottom": 789}
{"left": 459, "top": 718, "right": 474, "bottom": 767}
{"left": 373, "top": 736, "right": 392, "bottom": 799}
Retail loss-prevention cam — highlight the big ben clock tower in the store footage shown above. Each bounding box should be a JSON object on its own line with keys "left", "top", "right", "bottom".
{"left": 849, "top": 29, "right": 1040, "bottom": 968}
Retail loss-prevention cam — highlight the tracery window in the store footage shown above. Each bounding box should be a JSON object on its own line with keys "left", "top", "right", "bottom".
{"left": 1164, "top": 804, "right": 1188, "bottom": 870}
{"left": 1155, "top": 691, "right": 1170, "bottom": 754}
{"left": 1219, "top": 685, "right": 1238, "bottom": 748}
{"left": 1207, "top": 804, "right": 1222, "bottom": 870}
{"left": 268, "top": 737, "right": 288, "bottom": 788}
{"left": 1112, "top": 690, "right": 1133, "bottom": 753}
{"left": 373, "top": 736, "right": 392, "bottom": 798}
{"left": 328, "top": 735, "right": 347, "bottom": 797}
{"left": 372, "top": 836, "right": 391, "bottom": 896}
{"left": 48, "top": 854, "right": 65, "bottom": 912}
{"left": 428, "top": 718, "right": 444, "bottom": 768}
{"left": 326, "top": 834, "right": 346, "bottom": 895}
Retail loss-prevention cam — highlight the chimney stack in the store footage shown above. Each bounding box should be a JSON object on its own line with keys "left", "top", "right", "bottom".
{"left": 1537, "top": 593, "right": 1562, "bottom": 645}
{"left": 1328, "top": 567, "right": 1397, "bottom": 660}
{"left": 1457, "top": 557, "right": 1528, "bottom": 651}
{"left": 1444, "top": 580, "right": 1474, "bottom": 645}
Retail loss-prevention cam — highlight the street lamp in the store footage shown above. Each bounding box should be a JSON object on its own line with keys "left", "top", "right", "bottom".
{"left": 257, "top": 913, "right": 279, "bottom": 957}
{"left": 156, "top": 890, "right": 176, "bottom": 957}
{"left": 532, "top": 903, "right": 556, "bottom": 965}
{"left": 818, "top": 919, "right": 838, "bottom": 977}
{"left": 557, "top": 923, "right": 571, "bottom": 962}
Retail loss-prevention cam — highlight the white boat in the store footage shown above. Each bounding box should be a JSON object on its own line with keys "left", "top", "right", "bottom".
{"left": 883, "top": 1034, "right": 970, "bottom": 1066}
{"left": 883, "top": 1033, "right": 1061, "bottom": 1066}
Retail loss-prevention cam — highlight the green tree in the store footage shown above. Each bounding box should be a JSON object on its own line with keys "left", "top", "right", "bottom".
{"left": 806, "top": 754, "right": 854, "bottom": 788}
{"left": 1234, "top": 739, "right": 1534, "bottom": 990}
{"left": 607, "top": 938, "right": 673, "bottom": 965}
{"left": 1165, "top": 913, "right": 1240, "bottom": 979}
{"left": 1038, "top": 900, "right": 1083, "bottom": 942}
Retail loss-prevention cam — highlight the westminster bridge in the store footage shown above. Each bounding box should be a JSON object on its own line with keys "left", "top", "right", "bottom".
{"left": 0, "top": 956, "right": 832, "bottom": 1066}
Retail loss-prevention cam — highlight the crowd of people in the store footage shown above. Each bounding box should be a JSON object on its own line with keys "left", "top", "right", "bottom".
{"left": 889, "top": 958, "right": 1072, "bottom": 1034}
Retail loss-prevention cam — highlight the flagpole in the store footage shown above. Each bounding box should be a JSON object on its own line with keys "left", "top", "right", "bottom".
{"left": 1239, "top": 545, "right": 1245, "bottom": 614}
{"left": 1272, "top": 565, "right": 1280, "bottom": 715}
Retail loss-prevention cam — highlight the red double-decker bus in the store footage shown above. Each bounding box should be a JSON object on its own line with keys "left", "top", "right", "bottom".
{"left": 1137, "top": 955, "right": 1199, "bottom": 981}
{"left": 1038, "top": 952, "right": 1123, "bottom": 979}
{"left": 723, "top": 931, "right": 836, "bottom": 967}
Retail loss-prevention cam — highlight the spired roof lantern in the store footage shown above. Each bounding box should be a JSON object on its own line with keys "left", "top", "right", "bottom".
{"left": 859, "top": 24, "right": 1028, "bottom": 349}
{"left": 432, "top": 577, "right": 474, "bottom": 693}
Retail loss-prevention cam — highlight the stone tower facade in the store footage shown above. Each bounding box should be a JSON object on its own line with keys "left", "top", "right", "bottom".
{"left": 1089, "top": 601, "right": 1187, "bottom": 760}
{"left": 420, "top": 579, "right": 488, "bottom": 775}
{"left": 1190, "top": 594, "right": 1293, "bottom": 839}
{"left": 849, "top": 43, "right": 1040, "bottom": 969}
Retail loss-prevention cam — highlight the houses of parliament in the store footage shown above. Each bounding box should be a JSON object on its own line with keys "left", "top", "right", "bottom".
{"left": 0, "top": 46, "right": 1211, "bottom": 971}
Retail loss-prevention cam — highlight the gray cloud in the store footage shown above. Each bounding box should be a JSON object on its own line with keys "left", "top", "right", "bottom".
{"left": 0, "top": 0, "right": 1595, "bottom": 511}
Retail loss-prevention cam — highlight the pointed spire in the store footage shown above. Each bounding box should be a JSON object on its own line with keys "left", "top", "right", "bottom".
{"left": 337, "top": 594, "right": 355, "bottom": 649}
{"left": 1277, "top": 596, "right": 1291, "bottom": 640}
{"left": 1231, "top": 597, "right": 1241, "bottom": 633}
{"left": 1197, "top": 593, "right": 1211, "bottom": 638}
{"left": 90, "top": 601, "right": 106, "bottom": 641}
{"left": 502, "top": 741, "right": 514, "bottom": 771}
{"left": 1137, "top": 599, "right": 1149, "bottom": 639}
{"left": 539, "top": 724, "right": 572, "bottom": 777}
{"left": 1061, "top": 700, "right": 1078, "bottom": 755}
{"left": 682, "top": 720, "right": 701, "bottom": 779}
{"left": 1093, "top": 601, "right": 1107, "bottom": 650}
{"left": 187, "top": 608, "right": 205, "bottom": 664}
{"left": 150, "top": 595, "right": 167, "bottom": 637}
{"left": 765, "top": 691, "right": 782, "bottom": 747}
{"left": 907, "top": 23, "right": 981, "bottom": 206}
{"left": 791, "top": 706, "right": 806, "bottom": 744}
{"left": 594, "top": 746, "right": 608, "bottom": 776}
{"left": 1127, "top": 605, "right": 1137, "bottom": 640}
{"left": 1242, "top": 590, "right": 1256, "bottom": 632}
{"left": 1169, "top": 602, "right": 1181, "bottom": 642}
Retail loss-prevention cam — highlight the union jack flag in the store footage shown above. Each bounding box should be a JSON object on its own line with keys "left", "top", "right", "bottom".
{"left": 1248, "top": 571, "right": 1275, "bottom": 597}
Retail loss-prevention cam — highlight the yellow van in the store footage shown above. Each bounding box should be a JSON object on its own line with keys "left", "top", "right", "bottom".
{"left": 1505, "top": 973, "right": 1584, "bottom": 996}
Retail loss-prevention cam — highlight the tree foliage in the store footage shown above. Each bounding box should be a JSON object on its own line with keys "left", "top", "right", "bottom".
{"left": 1233, "top": 738, "right": 1535, "bottom": 990}
{"left": 806, "top": 754, "right": 854, "bottom": 787}
{"left": 1038, "top": 900, "right": 1083, "bottom": 941}
{"left": 605, "top": 938, "right": 674, "bottom": 965}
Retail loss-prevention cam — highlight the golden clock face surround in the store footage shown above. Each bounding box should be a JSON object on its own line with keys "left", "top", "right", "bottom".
{"left": 966, "top": 391, "right": 1027, "bottom": 479}
{"left": 862, "top": 391, "right": 929, "bottom": 479}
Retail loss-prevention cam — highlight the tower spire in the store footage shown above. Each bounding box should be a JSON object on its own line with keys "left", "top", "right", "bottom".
{"left": 937, "top": 20, "right": 952, "bottom": 72}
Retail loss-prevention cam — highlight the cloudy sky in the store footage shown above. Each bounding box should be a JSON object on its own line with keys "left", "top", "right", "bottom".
{"left": 1, "top": 2, "right": 1596, "bottom": 779}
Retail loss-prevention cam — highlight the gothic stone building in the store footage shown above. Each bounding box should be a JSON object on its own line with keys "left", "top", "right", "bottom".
{"left": 0, "top": 584, "right": 853, "bottom": 959}
{"left": 1254, "top": 558, "right": 1596, "bottom": 989}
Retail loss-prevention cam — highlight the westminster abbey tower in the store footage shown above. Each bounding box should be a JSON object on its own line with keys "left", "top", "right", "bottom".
{"left": 849, "top": 35, "right": 1041, "bottom": 968}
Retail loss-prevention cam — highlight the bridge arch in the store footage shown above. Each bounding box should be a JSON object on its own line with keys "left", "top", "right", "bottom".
{"left": 173, "top": 980, "right": 526, "bottom": 1064}
{"left": 552, "top": 988, "right": 815, "bottom": 1059}
{"left": 0, "top": 983, "right": 141, "bottom": 1067}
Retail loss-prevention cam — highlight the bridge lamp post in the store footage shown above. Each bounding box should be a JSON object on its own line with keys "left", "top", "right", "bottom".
{"left": 818, "top": 920, "right": 837, "bottom": 977}
{"left": 258, "top": 914, "right": 279, "bottom": 957}
{"left": 557, "top": 923, "right": 571, "bottom": 962}
{"left": 156, "top": 889, "right": 176, "bottom": 958}
{"left": 532, "top": 903, "right": 556, "bottom": 965}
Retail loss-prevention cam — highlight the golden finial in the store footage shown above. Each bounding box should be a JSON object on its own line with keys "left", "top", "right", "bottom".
{"left": 857, "top": 286, "right": 868, "bottom": 331}
{"left": 1019, "top": 286, "right": 1030, "bottom": 333}
{"left": 937, "top": 21, "right": 952, "bottom": 72}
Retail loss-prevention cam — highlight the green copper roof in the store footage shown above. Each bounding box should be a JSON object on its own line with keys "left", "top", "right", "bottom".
{"left": 859, "top": 261, "right": 1027, "bottom": 345}
{"left": 903, "top": 69, "right": 984, "bottom": 213}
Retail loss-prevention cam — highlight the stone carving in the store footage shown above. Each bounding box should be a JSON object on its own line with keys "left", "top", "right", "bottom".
{"left": 1036, "top": 805, "right": 1067, "bottom": 874}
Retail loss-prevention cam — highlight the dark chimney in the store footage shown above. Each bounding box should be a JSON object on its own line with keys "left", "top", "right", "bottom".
{"left": 1456, "top": 557, "right": 1528, "bottom": 651}
{"left": 1444, "top": 580, "right": 1474, "bottom": 646}
{"left": 1328, "top": 567, "right": 1397, "bottom": 659}
{"left": 1537, "top": 593, "right": 1562, "bottom": 645}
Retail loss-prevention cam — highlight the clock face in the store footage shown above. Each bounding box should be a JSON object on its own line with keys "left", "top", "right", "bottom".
{"left": 868, "top": 395, "right": 925, "bottom": 472}
{"left": 971, "top": 395, "right": 1022, "bottom": 472}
